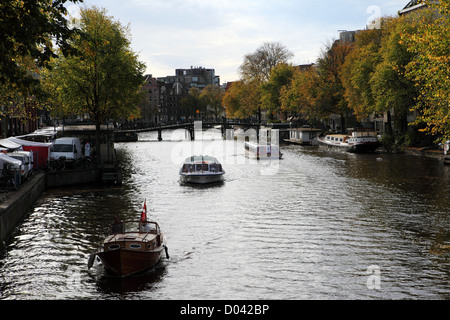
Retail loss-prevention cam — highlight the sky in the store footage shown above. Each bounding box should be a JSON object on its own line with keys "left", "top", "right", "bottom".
{"left": 69, "top": 0, "right": 409, "bottom": 84}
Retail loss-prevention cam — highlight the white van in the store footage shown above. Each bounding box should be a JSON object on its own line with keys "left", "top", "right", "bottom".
{"left": 7, "top": 151, "right": 34, "bottom": 179}
{"left": 50, "top": 137, "right": 83, "bottom": 167}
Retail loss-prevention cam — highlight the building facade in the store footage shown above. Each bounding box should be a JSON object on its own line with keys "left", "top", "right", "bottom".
{"left": 156, "top": 66, "right": 221, "bottom": 124}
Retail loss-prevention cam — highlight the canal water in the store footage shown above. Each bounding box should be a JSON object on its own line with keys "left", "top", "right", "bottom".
{"left": 1, "top": 129, "right": 449, "bottom": 300}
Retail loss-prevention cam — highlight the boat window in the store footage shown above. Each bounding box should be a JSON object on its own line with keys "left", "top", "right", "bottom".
{"left": 108, "top": 244, "right": 120, "bottom": 250}
{"left": 129, "top": 244, "right": 141, "bottom": 249}
{"left": 147, "top": 243, "right": 152, "bottom": 249}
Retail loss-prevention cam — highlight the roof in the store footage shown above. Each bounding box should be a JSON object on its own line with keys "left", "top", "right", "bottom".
{"left": 399, "top": 0, "right": 429, "bottom": 15}
{"left": 0, "top": 139, "right": 22, "bottom": 150}
{"left": 183, "top": 155, "right": 221, "bottom": 164}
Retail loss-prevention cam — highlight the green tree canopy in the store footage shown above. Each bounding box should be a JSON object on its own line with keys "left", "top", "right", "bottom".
{"left": 260, "top": 63, "right": 295, "bottom": 118}
{"left": 0, "top": 0, "right": 83, "bottom": 89}
{"left": 403, "top": 1, "right": 450, "bottom": 141}
{"left": 44, "top": 6, "right": 145, "bottom": 154}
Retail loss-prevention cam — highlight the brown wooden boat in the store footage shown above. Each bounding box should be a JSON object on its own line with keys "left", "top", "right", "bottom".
{"left": 88, "top": 219, "right": 169, "bottom": 276}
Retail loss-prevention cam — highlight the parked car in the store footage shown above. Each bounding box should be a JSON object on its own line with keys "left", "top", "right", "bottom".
{"left": 50, "top": 137, "right": 83, "bottom": 168}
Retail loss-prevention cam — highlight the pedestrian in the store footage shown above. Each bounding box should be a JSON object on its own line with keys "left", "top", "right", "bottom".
{"left": 85, "top": 141, "right": 91, "bottom": 158}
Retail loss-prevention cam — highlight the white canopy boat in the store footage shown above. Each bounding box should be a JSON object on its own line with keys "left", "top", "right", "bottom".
{"left": 179, "top": 155, "right": 225, "bottom": 184}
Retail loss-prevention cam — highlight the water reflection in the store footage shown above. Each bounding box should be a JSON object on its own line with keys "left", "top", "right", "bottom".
{"left": 93, "top": 263, "right": 168, "bottom": 297}
{"left": 1, "top": 130, "right": 450, "bottom": 299}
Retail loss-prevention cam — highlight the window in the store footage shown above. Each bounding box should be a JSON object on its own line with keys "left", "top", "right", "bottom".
{"left": 51, "top": 144, "right": 73, "bottom": 152}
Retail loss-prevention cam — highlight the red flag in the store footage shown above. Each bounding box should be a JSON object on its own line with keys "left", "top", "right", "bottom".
{"left": 141, "top": 199, "right": 147, "bottom": 222}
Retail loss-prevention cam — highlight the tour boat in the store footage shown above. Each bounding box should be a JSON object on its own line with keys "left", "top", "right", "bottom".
{"left": 179, "top": 155, "right": 225, "bottom": 184}
{"left": 245, "top": 142, "right": 283, "bottom": 160}
{"left": 317, "top": 130, "right": 380, "bottom": 153}
{"left": 88, "top": 208, "right": 169, "bottom": 276}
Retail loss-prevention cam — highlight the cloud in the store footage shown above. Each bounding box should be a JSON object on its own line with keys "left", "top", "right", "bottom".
{"left": 83, "top": 0, "right": 407, "bottom": 82}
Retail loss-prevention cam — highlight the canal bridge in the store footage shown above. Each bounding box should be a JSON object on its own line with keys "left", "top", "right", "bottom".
{"left": 115, "top": 121, "right": 264, "bottom": 142}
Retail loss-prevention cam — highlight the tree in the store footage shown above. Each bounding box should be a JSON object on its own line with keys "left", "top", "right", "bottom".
{"left": 370, "top": 15, "right": 421, "bottom": 135}
{"left": 200, "top": 85, "right": 224, "bottom": 121}
{"left": 315, "top": 40, "right": 354, "bottom": 131}
{"left": 44, "top": 6, "right": 145, "bottom": 157}
{"left": 260, "top": 63, "right": 295, "bottom": 119}
{"left": 341, "top": 28, "right": 383, "bottom": 120}
{"left": 403, "top": 1, "right": 450, "bottom": 141}
{"left": 280, "top": 67, "right": 322, "bottom": 123}
{"left": 0, "top": 0, "right": 83, "bottom": 89}
{"left": 239, "top": 42, "right": 293, "bottom": 123}
{"left": 222, "top": 80, "right": 261, "bottom": 120}
{"left": 180, "top": 87, "right": 204, "bottom": 119}
{"left": 239, "top": 42, "right": 294, "bottom": 84}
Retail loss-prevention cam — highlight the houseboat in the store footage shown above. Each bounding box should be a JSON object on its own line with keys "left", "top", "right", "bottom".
{"left": 179, "top": 155, "right": 225, "bottom": 184}
{"left": 245, "top": 142, "right": 282, "bottom": 160}
{"left": 317, "top": 130, "right": 380, "bottom": 153}
{"left": 285, "top": 127, "right": 322, "bottom": 145}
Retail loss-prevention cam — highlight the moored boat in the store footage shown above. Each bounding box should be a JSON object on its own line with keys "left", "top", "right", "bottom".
{"left": 284, "top": 127, "right": 322, "bottom": 145}
{"left": 317, "top": 130, "right": 380, "bottom": 153}
{"left": 179, "top": 155, "right": 225, "bottom": 184}
{"left": 88, "top": 202, "right": 169, "bottom": 276}
{"left": 245, "top": 142, "right": 283, "bottom": 159}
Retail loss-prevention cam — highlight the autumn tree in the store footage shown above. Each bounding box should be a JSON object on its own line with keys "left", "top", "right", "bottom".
{"left": 370, "top": 15, "right": 422, "bottom": 136}
{"left": 280, "top": 67, "right": 322, "bottom": 124}
{"left": 239, "top": 42, "right": 294, "bottom": 84}
{"left": 260, "top": 63, "right": 295, "bottom": 119}
{"left": 402, "top": 1, "right": 450, "bottom": 141}
{"left": 238, "top": 42, "right": 293, "bottom": 122}
{"left": 44, "top": 7, "right": 145, "bottom": 156}
{"left": 315, "top": 40, "right": 354, "bottom": 131}
{"left": 222, "top": 80, "right": 261, "bottom": 120}
{"left": 341, "top": 28, "right": 383, "bottom": 120}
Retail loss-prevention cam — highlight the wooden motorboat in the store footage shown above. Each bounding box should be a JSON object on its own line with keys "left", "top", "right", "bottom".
{"left": 179, "top": 155, "right": 225, "bottom": 184}
{"left": 88, "top": 218, "right": 169, "bottom": 277}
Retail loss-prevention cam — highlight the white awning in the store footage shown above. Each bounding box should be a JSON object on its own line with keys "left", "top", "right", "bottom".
{"left": 0, "top": 153, "right": 23, "bottom": 166}
{"left": 0, "top": 139, "right": 22, "bottom": 150}
{"left": 7, "top": 137, "right": 52, "bottom": 147}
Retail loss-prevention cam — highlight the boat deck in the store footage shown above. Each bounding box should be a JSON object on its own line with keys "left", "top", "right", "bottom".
{"left": 104, "top": 232, "right": 158, "bottom": 243}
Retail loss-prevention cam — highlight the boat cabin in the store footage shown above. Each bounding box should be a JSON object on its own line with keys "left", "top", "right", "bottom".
{"left": 180, "top": 156, "right": 223, "bottom": 173}
{"left": 325, "top": 134, "right": 349, "bottom": 144}
{"left": 287, "top": 128, "right": 322, "bottom": 145}
{"left": 105, "top": 220, "right": 162, "bottom": 253}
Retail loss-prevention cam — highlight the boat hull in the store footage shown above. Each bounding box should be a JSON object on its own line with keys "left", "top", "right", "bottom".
{"left": 317, "top": 139, "right": 379, "bottom": 153}
{"left": 98, "top": 247, "right": 164, "bottom": 276}
{"left": 180, "top": 173, "right": 224, "bottom": 184}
